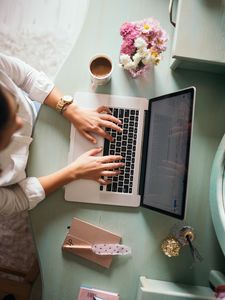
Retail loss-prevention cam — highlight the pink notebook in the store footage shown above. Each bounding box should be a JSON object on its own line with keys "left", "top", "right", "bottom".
{"left": 77, "top": 286, "right": 119, "bottom": 300}
{"left": 62, "top": 218, "right": 121, "bottom": 268}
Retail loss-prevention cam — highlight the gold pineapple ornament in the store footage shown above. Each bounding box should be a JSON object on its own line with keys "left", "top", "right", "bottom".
{"left": 161, "top": 224, "right": 203, "bottom": 262}
{"left": 161, "top": 236, "right": 181, "bottom": 257}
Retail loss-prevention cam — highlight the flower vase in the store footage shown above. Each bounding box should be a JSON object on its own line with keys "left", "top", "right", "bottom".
{"left": 128, "top": 64, "right": 151, "bottom": 78}
{"left": 119, "top": 18, "right": 168, "bottom": 78}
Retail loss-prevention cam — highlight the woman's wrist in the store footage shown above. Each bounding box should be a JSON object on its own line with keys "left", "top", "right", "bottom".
{"left": 62, "top": 102, "right": 80, "bottom": 121}
{"left": 38, "top": 164, "right": 78, "bottom": 196}
{"left": 63, "top": 163, "right": 79, "bottom": 182}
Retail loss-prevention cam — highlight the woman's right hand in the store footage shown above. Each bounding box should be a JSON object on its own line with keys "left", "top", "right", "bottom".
{"left": 68, "top": 147, "right": 124, "bottom": 185}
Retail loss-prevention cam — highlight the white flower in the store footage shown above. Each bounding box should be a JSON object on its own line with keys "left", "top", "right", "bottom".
{"left": 120, "top": 54, "right": 136, "bottom": 70}
{"left": 142, "top": 54, "right": 152, "bottom": 65}
{"left": 132, "top": 52, "right": 142, "bottom": 67}
{"left": 125, "top": 61, "right": 136, "bottom": 69}
{"left": 137, "top": 47, "right": 149, "bottom": 58}
{"left": 134, "top": 37, "right": 147, "bottom": 49}
{"left": 120, "top": 54, "right": 132, "bottom": 66}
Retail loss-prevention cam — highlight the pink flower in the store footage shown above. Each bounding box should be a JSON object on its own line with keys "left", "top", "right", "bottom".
{"left": 138, "top": 17, "right": 160, "bottom": 33}
{"left": 120, "top": 22, "right": 140, "bottom": 41}
{"left": 120, "top": 40, "right": 136, "bottom": 56}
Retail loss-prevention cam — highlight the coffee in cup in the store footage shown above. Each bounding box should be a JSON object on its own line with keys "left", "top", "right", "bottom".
{"left": 89, "top": 54, "right": 113, "bottom": 86}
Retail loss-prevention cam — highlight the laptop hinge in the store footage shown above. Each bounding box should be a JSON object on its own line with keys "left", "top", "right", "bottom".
{"left": 139, "top": 108, "right": 150, "bottom": 198}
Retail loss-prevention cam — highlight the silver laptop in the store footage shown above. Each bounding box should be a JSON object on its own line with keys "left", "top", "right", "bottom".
{"left": 65, "top": 87, "right": 195, "bottom": 219}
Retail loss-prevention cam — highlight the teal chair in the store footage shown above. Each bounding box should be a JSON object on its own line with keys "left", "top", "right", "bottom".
{"left": 210, "top": 134, "right": 225, "bottom": 257}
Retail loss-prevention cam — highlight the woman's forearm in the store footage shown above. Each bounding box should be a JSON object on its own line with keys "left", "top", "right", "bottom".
{"left": 38, "top": 165, "right": 76, "bottom": 196}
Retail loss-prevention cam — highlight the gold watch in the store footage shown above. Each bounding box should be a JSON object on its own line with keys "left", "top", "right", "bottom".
{"left": 56, "top": 95, "right": 74, "bottom": 114}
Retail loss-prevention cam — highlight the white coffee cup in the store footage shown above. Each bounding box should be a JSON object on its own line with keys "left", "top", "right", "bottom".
{"left": 89, "top": 54, "right": 113, "bottom": 86}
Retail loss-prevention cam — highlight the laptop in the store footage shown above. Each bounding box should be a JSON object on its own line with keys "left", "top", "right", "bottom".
{"left": 65, "top": 87, "right": 195, "bottom": 219}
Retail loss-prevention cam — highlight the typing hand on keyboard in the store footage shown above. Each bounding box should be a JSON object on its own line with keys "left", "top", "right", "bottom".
{"left": 71, "top": 147, "right": 125, "bottom": 185}
{"left": 64, "top": 104, "right": 123, "bottom": 144}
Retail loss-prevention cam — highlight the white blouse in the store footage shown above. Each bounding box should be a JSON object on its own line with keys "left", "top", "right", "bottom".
{"left": 0, "top": 53, "right": 54, "bottom": 215}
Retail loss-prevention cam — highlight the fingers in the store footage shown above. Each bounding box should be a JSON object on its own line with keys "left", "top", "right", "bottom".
{"left": 85, "top": 147, "right": 103, "bottom": 156}
{"left": 82, "top": 121, "right": 121, "bottom": 142}
{"left": 101, "top": 162, "right": 125, "bottom": 170}
{"left": 92, "top": 126, "right": 113, "bottom": 141}
{"left": 97, "top": 170, "right": 121, "bottom": 185}
{"left": 91, "top": 126, "right": 120, "bottom": 142}
{"left": 100, "top": 120, "right": 122, "bottom": 132}
{"left": 82, "top": 131, "right": 97, "bottom": 144}
{"left": 100, "top": 114, "right": 122, "bottom": 125}
{"left": 90, "top": 119, "right": 122, "bottom": 136}
{"left": 99, "top": 155, "right": 123, "bottom": 163}
{"left": 101, "top": 170, "right": 121, "bottom": 176}
{"left": 96, "top": 105, "right": 122, "bottom": 126}
{"left": 84, "top": 150, "right": 122, "bottom": 162}
{"left": 96, "top": 106, "right": 112, "bottom": 114}
{"left": 97, "top": 177, "right": 112, "bottom": 185}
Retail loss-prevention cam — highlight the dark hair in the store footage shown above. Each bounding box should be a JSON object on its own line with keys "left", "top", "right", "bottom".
{"left": 0, "top": 86, "right": 10, "bottom": 131}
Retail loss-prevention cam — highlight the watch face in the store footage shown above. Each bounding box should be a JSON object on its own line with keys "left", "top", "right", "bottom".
{"left": 62, "top": 95, "right": 73, "bottom": 103}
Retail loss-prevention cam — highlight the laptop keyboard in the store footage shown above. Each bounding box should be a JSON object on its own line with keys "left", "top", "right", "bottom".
{"left": 100, "top": 107, "right": 139, "bottom": 194}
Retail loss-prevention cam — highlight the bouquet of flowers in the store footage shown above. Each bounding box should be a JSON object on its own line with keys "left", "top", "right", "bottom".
{"left": 119, "top": 18, "right": 168, "bottom": 78}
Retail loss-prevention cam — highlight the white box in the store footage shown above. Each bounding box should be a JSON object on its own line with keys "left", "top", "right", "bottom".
{"left": 170, "top": 0, "right": 225, "bottom": 74}
{"left": 136, "top": 276, "right": 215, "bottom": 300}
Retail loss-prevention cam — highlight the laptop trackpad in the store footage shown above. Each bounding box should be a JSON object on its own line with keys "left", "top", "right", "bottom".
{"left": 65, "top": 126, "right": 103, "bottom": 203}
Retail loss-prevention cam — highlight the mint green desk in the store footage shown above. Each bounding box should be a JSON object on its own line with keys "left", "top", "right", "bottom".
{"left": 28, "top": 1, "right": 225, "bottom": 299}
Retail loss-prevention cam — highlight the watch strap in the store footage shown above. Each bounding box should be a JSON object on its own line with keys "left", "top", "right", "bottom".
{"left": 56, "top": 96, "right": 73, "bottom": 114}
{"left": 56, "top": 99, "right": 65, "bottom": 113}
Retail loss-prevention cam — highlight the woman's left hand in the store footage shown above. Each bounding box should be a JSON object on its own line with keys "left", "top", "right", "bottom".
{"left": 63, "top": 103, "right": 122, "bottom": 143}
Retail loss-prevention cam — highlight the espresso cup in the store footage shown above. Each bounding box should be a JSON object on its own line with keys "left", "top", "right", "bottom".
{"left": 89, "top": 54, "right": 113, "bottom": 86}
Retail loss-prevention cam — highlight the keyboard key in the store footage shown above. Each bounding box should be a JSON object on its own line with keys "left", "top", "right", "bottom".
{"left": 103, "top": 139, "right": 109, "bottom": 155}
{"left": 123, "top": 185, "right": 129, "bottom": 193}
{"left": 107, "top": 184, "right": 112, "bottom": 191}
{"left": 112, "top": 183, "right": 117, "bottom": 192}
{"left": 114, "top": 108, "right": 118, "bottom": 117}
{"left": 119, "top": 109, "right": 124, "bottom": 118}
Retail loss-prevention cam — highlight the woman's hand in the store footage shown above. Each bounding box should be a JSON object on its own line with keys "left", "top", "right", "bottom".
{"left": 63, "top": 103, "right": 122, "bottom": 143}
{"left": 39, "top": 147, "right": 124, "bottom": 195}
{"left": 68, "top": 147, "right": 124, "bottom": 185}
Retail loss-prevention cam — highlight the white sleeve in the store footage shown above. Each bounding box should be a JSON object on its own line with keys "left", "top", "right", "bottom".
{"left": 18, "top": 177, "right": 46, "bottom": 210}
{"left": 0, "top": 177, "right": 45, "bottom": 216}
{"left": 0, "top": 52, "right": 54, "bottom": 103}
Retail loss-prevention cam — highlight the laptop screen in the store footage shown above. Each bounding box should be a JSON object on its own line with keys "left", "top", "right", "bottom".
{"left": 141, "top": 87, "right": 195, "bottom": 219}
